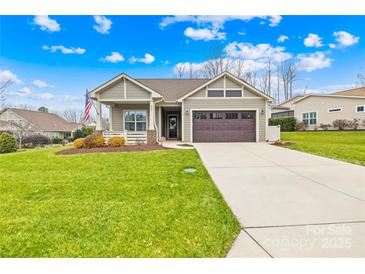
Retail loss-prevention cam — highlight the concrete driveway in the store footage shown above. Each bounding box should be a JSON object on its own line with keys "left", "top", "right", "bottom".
{"left": 194, "top": 143, "right": 365, "bottom": 258}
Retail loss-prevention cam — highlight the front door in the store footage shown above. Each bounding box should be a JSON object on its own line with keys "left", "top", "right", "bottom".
{"left": 168, "top": 115, "right": 178, "bottom": 139}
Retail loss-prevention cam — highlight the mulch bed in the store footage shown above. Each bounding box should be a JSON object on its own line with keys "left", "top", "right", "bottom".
{"left": 56, "top": 145, "right": 171, "bottom": 155}
{"left": 270, "top": 141, "right": 293, "bottom": 147}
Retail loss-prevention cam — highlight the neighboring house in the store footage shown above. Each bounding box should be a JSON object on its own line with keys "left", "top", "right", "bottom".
{"left": 271, "top": 87, "right": 365, "bottom": 129}
{"left": 0, "top": 120, "right": 22, "bottom": 134}
{"left": 89, "top": 72, "right": 272, "bottom": 144}
{"left": 0, "top": 108, "right": 83, "bottom": 139}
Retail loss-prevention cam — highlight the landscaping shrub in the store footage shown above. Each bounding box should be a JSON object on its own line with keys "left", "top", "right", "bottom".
{"left": 84, "top": 133, "right": 104, "bottom": 149}
{"left": 319, "top": 123, "right": 331, "bottom": 131}
{"left": 73, "top": 138, "right": 85, "bottom": 149}
{"left": 82, "top": 127, "right": 94, "bottom": 137}
{"left": 73, "top": 129, "right": 84, "bottom": 140}
{"left": 22, "top": 134, "right": 50, "bottom": 147}
{"left": 332, "top": 119, "right": 350, "bottom": 130}
{"left": 51, "top": 136, "right": 62, "bottom": 144}
{"left": 295, "top": 121, "right": 308, "bottom": 131}
{"left": 269, "top": 117, "right": 296, "bottom": 131}
{"left": 107, "top": 136, "right": 125, "bottom": 147}
{"left": 348, "top": 118, "right": 360, "bottom": 130}
{"left": 0, "top": 132, "right": 18, "bottom": 153}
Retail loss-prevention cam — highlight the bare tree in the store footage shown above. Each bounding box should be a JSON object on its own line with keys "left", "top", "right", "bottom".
{"left": 280, "top": 60, "right": 298, "bottom": 100}
{"left": 202, "top": 45, "right": 232, "bottom": 78}
{"left": 0, "top": 79, "right": 13, "bottom": 109}
{"left": 63, "top": 108, "right": 84, "bottom": 123}
{"left": 175, "top": 63, "right": 186, "bottom": 79}
{"left": 358, "top": 66, "right": 365, "bottom": 86}
{"left": 243, "top": 69, "right": 258, "bottom": 87}
{"left": 188, "top": 62, "right": 200, "bottom": 79}
{"left": 231, "top": 56, "right": 245, "bottom": 79}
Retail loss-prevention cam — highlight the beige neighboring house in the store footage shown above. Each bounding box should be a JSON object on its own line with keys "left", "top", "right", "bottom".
{"left": 271, "top": 87, "right": 365, "bottom": 129}
{"left": 0, "top": 108, "right": 83, "bottom": 139}
{"left": 90, "top": 71, "right": 272, "bottom": 144}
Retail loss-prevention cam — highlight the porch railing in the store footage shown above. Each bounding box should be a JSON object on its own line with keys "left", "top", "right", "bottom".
{"left": 103, "top": 130, "right": 147, "bottom": 144}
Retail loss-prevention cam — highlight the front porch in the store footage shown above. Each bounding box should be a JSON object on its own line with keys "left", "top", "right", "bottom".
{"left": 96, "top": 101, "right": 182, "bottom": 145}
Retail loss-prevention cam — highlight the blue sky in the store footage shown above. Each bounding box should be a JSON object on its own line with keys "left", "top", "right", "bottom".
{"left": 0, "top": 15, "right": 364, "bottom": 110}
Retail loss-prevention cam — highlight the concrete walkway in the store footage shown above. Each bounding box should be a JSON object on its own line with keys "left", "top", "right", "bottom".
{"left": 194, "top": 143, "right": 365, "bottom": 258}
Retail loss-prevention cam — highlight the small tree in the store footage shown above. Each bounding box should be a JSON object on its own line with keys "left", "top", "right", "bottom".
{"left": 332, "top": 119, "right": 350, "bottom": 130}
{"left": 38, "top": 106, "right": 49, "bottom": 113}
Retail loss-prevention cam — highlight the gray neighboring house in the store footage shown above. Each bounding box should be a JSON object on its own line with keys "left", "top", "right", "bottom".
{"left": 271, "top": 87, "right": 365, "bottom": 129}
{"left": 0, "top": 108, "right": 83, "bottom": 139}
{"left": 90, "top": 71, "right": 272, "bottom": 144}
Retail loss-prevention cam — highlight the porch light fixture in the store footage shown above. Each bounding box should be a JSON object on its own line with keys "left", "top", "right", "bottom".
{"left": 185, "top": 108, "right": 190, "bottom": 115}
{"left": 261, "top": 109, "right": 265, "bottom": 115}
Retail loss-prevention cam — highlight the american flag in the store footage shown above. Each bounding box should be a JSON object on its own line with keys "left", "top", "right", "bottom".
{"left": 83, "top": 89, "right": 93, "bottom": 121}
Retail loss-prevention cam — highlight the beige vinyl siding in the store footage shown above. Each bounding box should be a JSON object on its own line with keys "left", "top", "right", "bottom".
{"left": 294, "top": 96, "right": 365, "bottom": 129}
{"left": 225, "top": 78, "right": 241, "bottom": 88}
{"left": 111, "top": 104, "right": 150, "bottom": 131}
{"left": 208, "top": 77, "right": 224, "bottom": 89}
{"left": 244, "top": 89, "right": 259, "bottom": 97}
{"left": 99, "top": 80, "right": 124, "bottom": 100}
{"left": 190, "top": 88, "right": 206, "bottom": 98}
{"left": 183, "top": 98, "right": 267, "bottom": 142}
{"left": 125, "top": 80, "right": 150, "bottom": 99}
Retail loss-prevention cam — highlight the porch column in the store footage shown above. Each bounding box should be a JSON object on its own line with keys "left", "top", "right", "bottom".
{"left": 149, "top": 100, "right": 154, "bottom": 130}
{"left": 108, "top": 104, "right": 114, "bottom": 131}
{"left": 96, "top": 101, "right": 103, "bottom": 131}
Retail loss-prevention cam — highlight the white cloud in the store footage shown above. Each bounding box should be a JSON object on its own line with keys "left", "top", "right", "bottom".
{"left": 238, "top": 32, "right": 246, "bottom": 36}
{"left": 268, "top": 16, "right": 282, "bottom": 27}
{"left": 159, "top": 15, "right": 282, "bottom": 29}
{"left": 277, "top": 35, "right": 289, "bottom": 43}
{"left": 19, "top": 87, "right": 32, "bottom": 95}
{"left": 129, "top": 53, "right": 155, "bottom": 64}
{"left": 296, "top": 52, "right": 332, "bottom": 72}
{"left": 42, "top": 45, "right": 86, "bottom": 54}
{"left": 32, "top": 79, "right": 54, "bottom": 88}
{"left": 304, "top": 33, "right": 323, "bottom": 48}
{"left": 184, "top": 27, "right": 226, "bottom": 41}
{"left": 99, "top": 52, "right": 125, "bottom": 63}
{"left": 93, "top": 15, "right": 112, "bottom": 34}
{"left": 33, "top": 15, "right": 61, "bottom": 32}
{"left": 0, "top": 70, "right": 21, "bottom": 84}
{"left": 224, "top": 42, "right": 292, "bottom": 62}
{"left": 333, "top": 31, "right": 360, "bottom": 48}
{"left": 329, "top": 43, "right": 337, "bottom": 49}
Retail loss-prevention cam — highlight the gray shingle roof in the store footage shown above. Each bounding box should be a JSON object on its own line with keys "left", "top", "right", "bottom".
{"left": 6, "top": 109, "right": 82, "bottom": 132}
{"left": 136, "top": 79, "right": 210, "bottom": 101}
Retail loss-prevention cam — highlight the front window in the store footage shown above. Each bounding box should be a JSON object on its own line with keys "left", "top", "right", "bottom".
{"left": 125, "top": 110, "right": 147, "bottom": 131}
{"left": 356, "top": 105, "right": 364, "bottom": 112}
{"left": 302, "top": 112, "right": 317, "bottom": 125}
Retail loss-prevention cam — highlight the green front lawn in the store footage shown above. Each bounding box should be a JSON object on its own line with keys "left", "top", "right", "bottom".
{"left": 281, "top": 131, "right": 365, "bottom": 166}
{"left": 0, "top": 148, "right": 239, "bottom": 257}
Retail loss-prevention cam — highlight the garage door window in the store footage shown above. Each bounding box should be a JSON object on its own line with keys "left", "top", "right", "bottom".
{"left": 242, "top": 112, "right": 254, "bottom": 119}
{"left": 207, "top": 90, "right": 224, "bottom": 97}
{"left": 210, "top": 112, "right": 223, "bottom": 119}
{"left": 226, "top": 112, "right": 238, "bottom": 119}
{"left": 193, "top": 112, "right": 207, "bottom": 119}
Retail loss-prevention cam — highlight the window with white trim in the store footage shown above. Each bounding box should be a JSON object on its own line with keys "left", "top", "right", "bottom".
{"left": 207, "top": 90, "right": 224, "bottom": 97}
{"left": 226, "top": 90, "right": 242, "bottom": 97}
{"left": 124, "top": 111, "right": 147, "bottom": 131}
{"left": 356, "top": 105, "right": 365, "bottom": 112}
{"left": 302, "top": 112, "right": 317, "bottom": 125}
{"left": 328, "top": 107, "right": 342, "bottom": 113}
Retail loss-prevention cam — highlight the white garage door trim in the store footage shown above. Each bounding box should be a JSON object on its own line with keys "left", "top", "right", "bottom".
{"left": 190, "top": 108, "right": 259, "bottom": 143}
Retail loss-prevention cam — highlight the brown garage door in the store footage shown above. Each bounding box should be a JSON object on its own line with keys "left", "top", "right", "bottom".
{"left": 193, "top": 111, "right": 256, "bottom": 142}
